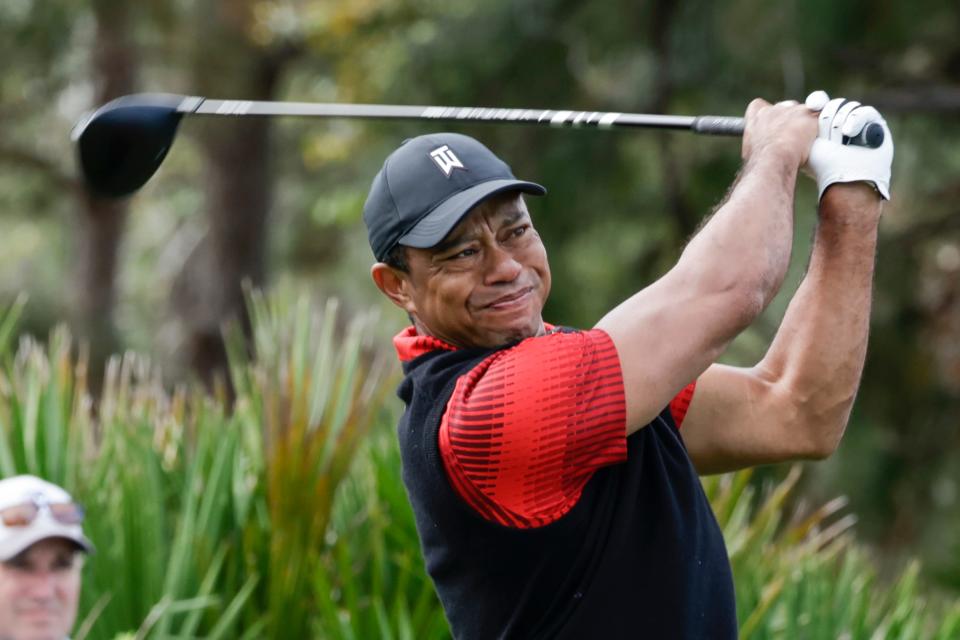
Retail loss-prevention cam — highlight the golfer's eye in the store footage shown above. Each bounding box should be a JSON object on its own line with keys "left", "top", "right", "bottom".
{"left": 450, "top": 248, "right": 477, "bottom": 260}
{"left": 510, "top": 225, "right": 529, "bottom": 238}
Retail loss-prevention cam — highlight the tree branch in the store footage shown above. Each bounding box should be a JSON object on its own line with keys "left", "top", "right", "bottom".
{"left": 0, "top": 142, "right": 80, "bottom": 194}
{"left": 864, "top": 85, "right": 960, "bottom": 114}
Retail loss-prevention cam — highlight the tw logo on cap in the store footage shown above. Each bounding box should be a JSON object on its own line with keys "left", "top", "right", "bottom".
{"left": 429, "top": 145, "right": 466, "bottom": 177}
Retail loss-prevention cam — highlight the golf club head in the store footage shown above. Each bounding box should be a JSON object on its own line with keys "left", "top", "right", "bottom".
{"left": 73, "top": 94, "right": 190, "bottom": 198}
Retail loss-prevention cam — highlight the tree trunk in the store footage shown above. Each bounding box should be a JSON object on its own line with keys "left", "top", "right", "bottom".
{"left": 171, "top": 114, "right": 272, "bottom": 383}
{"left": 172, "top": 4, "right": 299, "bottom": 386}
{"left": 74, "top": 0, "right": 137, "bottom": 377}
{"left": 649, "top": 0, "right": 699, "bottom": 241}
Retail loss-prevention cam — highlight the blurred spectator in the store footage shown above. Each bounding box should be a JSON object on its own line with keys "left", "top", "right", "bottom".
{"left": 0, "top": 475, "right": 93, "bottom": 640}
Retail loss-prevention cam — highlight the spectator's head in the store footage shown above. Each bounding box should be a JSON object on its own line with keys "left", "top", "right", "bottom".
{"left": 0, "top": 475, "right": 93, "bottom": 640}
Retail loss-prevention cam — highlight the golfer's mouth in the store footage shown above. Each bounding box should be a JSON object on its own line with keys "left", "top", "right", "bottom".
{"left": 483, "top": 287, "right": 533, "bottom": 310}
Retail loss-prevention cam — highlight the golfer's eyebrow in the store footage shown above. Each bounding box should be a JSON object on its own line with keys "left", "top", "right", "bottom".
{"left": 497, "top": 209, "right": 526, "bottom": 228}
{"left": 432, "top": 231, "right": 476, "bottom": 255}
{"left": 433, "top": 209, "right": 527, "bottom": 254}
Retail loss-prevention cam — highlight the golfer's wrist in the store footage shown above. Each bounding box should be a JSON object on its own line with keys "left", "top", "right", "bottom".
{"left": 745, "top": 144, "right": 803, "bottom": 177}
{"left": 818, "top": 183, "right": 883, "bottom": 226}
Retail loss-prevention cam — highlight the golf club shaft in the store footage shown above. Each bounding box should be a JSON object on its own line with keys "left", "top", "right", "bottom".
{"left": 180, "top": 96, "right": 746, "bottom": 136}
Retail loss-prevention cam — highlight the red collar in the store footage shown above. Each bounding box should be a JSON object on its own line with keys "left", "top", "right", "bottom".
{"left": 393, "top": 327, "right": 458, "bottom": 362}
{"left": 393, "top": 324, "right": 556, "bottom": 362}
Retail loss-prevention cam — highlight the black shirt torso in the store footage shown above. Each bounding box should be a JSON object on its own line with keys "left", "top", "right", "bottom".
{"left": 396, "top": 339, "right": 737, "bottom": 639}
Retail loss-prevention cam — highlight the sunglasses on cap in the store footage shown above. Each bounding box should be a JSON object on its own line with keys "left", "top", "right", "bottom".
{"left": 0, "top": 495, "right": 84, "bottom": 528}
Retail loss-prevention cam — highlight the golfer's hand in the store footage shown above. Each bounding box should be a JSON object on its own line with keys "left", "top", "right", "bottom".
{"left": 804, "top": 91, "right": 893, "bottom": 200}
{"left": 741, "top": 98, "right": 818, "bottom": 169}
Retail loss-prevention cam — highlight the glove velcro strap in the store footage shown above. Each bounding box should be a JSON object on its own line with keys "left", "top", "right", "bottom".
{"left": 818, "top": 175, "right": 890, "bottom": 201}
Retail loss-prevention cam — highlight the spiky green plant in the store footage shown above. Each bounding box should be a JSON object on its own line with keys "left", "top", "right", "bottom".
{"left": 314, "top": 424, "right": 449, "bottom": 639}
{"left": 704, "top": 468, "right": 960, "bottom": 639}
{"left": 0, "top": 328, "right": 258, "bottom": 638}
{"left": 227, "top": 290, "right": 393, "bottom": 638}
{"left": 0, "top": 291, "right": 395, "bottom": 638}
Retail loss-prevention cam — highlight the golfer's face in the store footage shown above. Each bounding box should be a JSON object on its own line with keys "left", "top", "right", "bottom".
{"left": 404, "top": 192, "right": 551, "bottom": 348}
{"left": 0, "top": 538, "right": 82, "bottom": 640}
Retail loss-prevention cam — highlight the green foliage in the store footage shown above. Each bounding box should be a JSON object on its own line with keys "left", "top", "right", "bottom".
{"left": 705, "top": 468, "right": 960, "bottom": 639}
{"left": 228, "top": 289, "right": 393, "bottom": 638}
{"left": 314, "top": 426, "right": 448, "bottom": 639}
{"left": 0, "top": 292, "right": 413, "bottom": 638}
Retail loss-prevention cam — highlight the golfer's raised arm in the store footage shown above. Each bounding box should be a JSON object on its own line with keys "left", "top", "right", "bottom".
{"left": 596, "top": 99, "right": 818, "bottom": 433}
{"left": 680, "top": 184, "right": 883, "bottom": 473}
{"left": 678, "top": 98, "right": 894, "bottom": 473}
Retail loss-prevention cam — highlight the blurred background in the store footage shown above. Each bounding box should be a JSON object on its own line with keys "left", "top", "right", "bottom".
{"left": 1, "top": 0, "right": 959, "bottom": 636}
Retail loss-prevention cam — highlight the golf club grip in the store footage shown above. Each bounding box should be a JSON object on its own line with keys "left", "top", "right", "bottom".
{"left": 691, "top": 116, "right": 745, "bottom": 136}
{"left": 691, "top": 115, "right": 885, "bottom": 148}
{"left": 845, "top": 122, "right": 885, "bottom": 149}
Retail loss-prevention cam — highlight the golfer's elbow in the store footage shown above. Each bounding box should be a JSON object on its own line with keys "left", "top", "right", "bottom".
{"left": 786, "top": 384, "right": 856, "bottom": 460}
{"left": 800, "top": 422, "right": 845, "bottom": 460}
{"left": 728, "top": 251, "right": 785, "bottom": 317}
{"left": 711, "top": 273, "right": 769, "bottom": 334}
{"left": 677, "top": 263, "right": 768, "bottom": 335}
{"left": 681, "top": 238, "right": 786, "bottom": 323}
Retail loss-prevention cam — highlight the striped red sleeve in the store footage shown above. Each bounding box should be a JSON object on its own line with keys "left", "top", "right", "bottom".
{"left": 669, "top": 381, "right": 697, "bottom": 428}
{"left": 439, "top": 329, "right": 627, "bottom": 529}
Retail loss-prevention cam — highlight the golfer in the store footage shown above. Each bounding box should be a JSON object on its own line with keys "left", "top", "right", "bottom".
{"left": 363, "top": 92, "right": 892, "bottom": 639}
{"left": 0, "top": 475, "right": 93, "bottom": 640}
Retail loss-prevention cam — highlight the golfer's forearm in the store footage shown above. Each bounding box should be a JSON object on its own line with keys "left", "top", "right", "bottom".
{"left": 595, "top": 144, "right": 805, "bottom": 431}
{"left": 679, "top": 149, "right": 797, "bottom": 317}
{"left": 755, "top": 184, "right": 881, "bottom": 456}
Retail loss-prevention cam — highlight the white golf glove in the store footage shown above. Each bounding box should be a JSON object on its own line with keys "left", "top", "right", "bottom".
{"left": 805, "top": 90, "right": 893, "bottom": 200}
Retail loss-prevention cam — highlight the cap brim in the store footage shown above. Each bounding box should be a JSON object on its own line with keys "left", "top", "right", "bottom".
{"left": 397, "top": 178, "right": 546, "bottom": 249}
{"left": 0, "top": 522, "right": 94, "bottom": 562}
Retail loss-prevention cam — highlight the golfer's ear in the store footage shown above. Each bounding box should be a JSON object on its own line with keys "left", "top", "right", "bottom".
{"left": 371, "top": 263, "right": 414, "bottom": 312}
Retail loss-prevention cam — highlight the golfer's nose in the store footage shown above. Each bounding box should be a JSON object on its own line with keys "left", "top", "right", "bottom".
{"left": 484, "top": 245, "right": 522, "bottom": 285}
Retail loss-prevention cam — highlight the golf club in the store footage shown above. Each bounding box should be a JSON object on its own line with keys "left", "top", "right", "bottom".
{"left": 72, "top": 93, "right": 885, "bottom": 198}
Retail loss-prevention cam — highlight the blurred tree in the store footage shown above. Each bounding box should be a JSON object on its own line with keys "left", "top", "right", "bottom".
{"left": 74, "top": 0, "right": 138, "bottom": 374}
{"left": 0, "top": 0, "right": 141, "bottom": 383}
{"left": 0, "top": 1, "right": 85, "bottom": 337}
{"left": 166, "top": 0, "right": 419, "bottom": 385}
{"left": 168, "top": 0, "right": 303, "bottom": 385}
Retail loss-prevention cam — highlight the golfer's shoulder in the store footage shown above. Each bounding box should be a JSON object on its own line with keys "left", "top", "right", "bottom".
{"left": 453, "top": 326, "right": 622, "bottom": 401}
{"left": 482, "top": 325, "right": 616, "bottom": 366}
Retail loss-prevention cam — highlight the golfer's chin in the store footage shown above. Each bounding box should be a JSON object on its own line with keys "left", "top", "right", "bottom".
{"left": 471, "top": 313, "right": 544, "bottom": 348}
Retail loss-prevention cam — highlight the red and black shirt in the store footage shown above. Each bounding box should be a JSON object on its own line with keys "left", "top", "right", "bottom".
{"left": 394, "top": 325, "right": 736, "bottom": 639}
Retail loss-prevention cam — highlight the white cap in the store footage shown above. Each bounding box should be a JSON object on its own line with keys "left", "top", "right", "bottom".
{"left": 0, "top": 475, "right": 94, "bottom": 562}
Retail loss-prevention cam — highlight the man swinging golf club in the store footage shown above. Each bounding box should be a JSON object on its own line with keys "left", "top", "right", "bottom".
{"left": 364, "top": 91, "right": 893, "bottom": 639}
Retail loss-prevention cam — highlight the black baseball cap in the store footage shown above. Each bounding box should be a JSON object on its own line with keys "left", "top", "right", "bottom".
{"left": 363, "top": 133, "right": 546, "bottom": 262}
